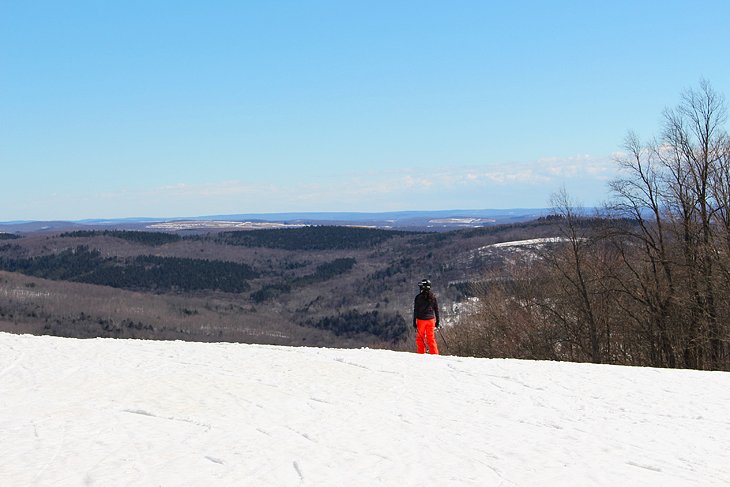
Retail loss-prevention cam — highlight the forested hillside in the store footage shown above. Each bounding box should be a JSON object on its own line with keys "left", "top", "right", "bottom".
{"left": 450, "top": 82, "right": 730, "bottom": 371}
{"left": 0, "top": 223, "right": 561, "bottom": 348}
{"left": 5, "top": 204, "right": 728, "bottom": 371}
{"left": 0, "top": 247, "right": 258, "bottom": 293}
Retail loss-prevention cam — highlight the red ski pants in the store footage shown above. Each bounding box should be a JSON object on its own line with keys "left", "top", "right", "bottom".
{"left": 415, "top": 318, "right": 439, "bottom": 355}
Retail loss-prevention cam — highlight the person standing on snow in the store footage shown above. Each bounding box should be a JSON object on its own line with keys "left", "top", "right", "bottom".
{"left": 413, "top": 279, "right": 440, "bottom": 355}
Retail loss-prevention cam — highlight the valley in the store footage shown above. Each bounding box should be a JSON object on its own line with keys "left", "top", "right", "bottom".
{"left": 0, "top": 221, "right": 563, "bottom": 349}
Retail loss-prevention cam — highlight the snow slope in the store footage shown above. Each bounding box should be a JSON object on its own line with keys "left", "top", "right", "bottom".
{"left": 1, "top": 333, "right": 729, "bottom": 486}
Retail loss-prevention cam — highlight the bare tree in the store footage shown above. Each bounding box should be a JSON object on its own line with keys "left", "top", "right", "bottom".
{"left": 609, "top": 80, "right": 729, "bottom": 369}
{"left": 661, "top": 80, "right": 727, "bottom": 368}
{"left": 609, "top": 133, "right": 678, "bottom": 367}
{"left": 546, "top": 189, "right": 604, "bottom": 363}
{"left": 450, "top": 81, "right": 730, "bottom": 370}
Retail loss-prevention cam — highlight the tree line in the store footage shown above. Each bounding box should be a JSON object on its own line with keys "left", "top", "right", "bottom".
{"left": 59, "top": 226, "right": 412, "bottom": 250}
{"left": 250, "top": 258, "right": 357, "bottom": 303}
{"left": 454, "top": 81, "right": 730, "bottom": 370}
{"left": 0, "top": 246, "right": 258, "bottom": 293}
{"left": 301, "top": 309, "right": 408, "bottom": 341}
{"left": 61, "top": 230, "right": 182, "bottom": 246}
{"left": 217, "top": 226, "right": 410, "bottom": 250}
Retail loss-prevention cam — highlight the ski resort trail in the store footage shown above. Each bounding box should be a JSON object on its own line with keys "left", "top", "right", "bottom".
{"left": 1, "top": 332, "right": 729, "bottom": 486}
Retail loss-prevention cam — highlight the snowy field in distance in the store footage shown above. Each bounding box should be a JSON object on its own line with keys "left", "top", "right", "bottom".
{"left": 1, "top": 332, "right": 729, "bottom": 486}
{"left": 487, "top": 237, "right": 570, "bottom": 248}
{"left": 146, "top": 221, "right": 306, "bottom": 231}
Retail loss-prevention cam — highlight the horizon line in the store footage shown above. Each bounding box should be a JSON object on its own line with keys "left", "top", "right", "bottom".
{"left": 1, "top": 207, "right": 557, "bottom": 225}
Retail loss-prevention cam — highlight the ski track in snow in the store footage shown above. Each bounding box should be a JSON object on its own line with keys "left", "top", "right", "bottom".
{"left": 1, "top": 332, "right": 730, "bottom": 486}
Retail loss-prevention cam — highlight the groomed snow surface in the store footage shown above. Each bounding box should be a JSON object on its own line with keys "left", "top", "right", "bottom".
{"left": 1, "top": 333, "right": 729, "bottom": 486}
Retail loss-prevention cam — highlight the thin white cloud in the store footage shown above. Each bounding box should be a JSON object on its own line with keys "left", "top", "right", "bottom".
{"left": 405, "top": 155, "right": 617, "bottom": 189}
{"left": 135, "top": 155, "right": 618, "bottom": 210}
{"left": 537, "top": 154, "right": 616, "bottom": 180}
{"left": 9, "top": 154, "right": 618, "bottom": 219}
{"left": 149, "top": 181, "right": 267, "bottom": 198}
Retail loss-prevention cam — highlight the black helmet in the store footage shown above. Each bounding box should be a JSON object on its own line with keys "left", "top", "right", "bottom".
{"left": 418, "top": 279, "right": 431, "bottom": 291}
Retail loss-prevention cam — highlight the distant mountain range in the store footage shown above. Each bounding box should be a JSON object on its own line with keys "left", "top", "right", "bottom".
{"left": 0, "top": 208, "right": 552, "bottom": 233}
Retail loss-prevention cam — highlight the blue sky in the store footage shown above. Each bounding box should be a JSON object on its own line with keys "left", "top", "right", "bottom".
{"left": 2, "top": 1, "right": 729, "bottom": 220}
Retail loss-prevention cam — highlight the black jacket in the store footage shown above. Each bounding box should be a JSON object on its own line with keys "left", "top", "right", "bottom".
{"left": 413, "top": 291, "right": 440, "bottom": 327}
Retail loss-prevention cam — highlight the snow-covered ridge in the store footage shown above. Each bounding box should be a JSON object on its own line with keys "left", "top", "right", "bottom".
{"left": 146, "top": 221, "right": 306, "bottom": 231}
{"left": 462, "top": 237, "right": 572, "bottom": 265}
{"left": 487, "top": 237, "right": 571, "bottom": 248}
{"left": 429, "top": 218, "right": 496, "bottom": 225}
{"left": 1, "top": 332, "right": 729, "bottom": 486}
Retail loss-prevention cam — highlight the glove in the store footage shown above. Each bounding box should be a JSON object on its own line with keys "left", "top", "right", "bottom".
{"left": 435, "top": 321, "right": 440, "bottom": 329}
